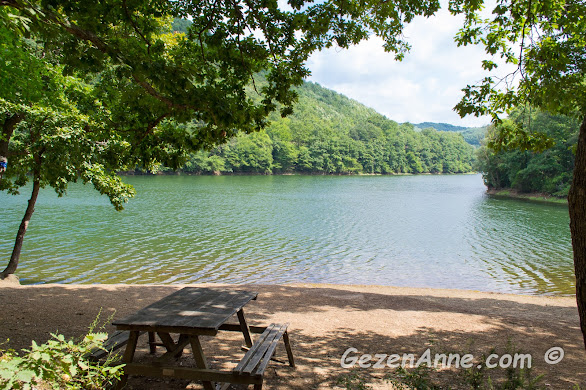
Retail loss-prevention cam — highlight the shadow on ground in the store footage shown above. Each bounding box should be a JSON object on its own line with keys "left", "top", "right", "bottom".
{"left": 0, "top": 284, "right": 583, "bottom": 389}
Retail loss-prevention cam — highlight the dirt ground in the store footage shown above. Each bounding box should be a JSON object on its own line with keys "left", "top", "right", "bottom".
{"left": 0, "top": 283, "right": 584, "bottom": 389}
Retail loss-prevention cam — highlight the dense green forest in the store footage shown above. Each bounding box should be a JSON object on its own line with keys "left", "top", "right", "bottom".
{"left": 476, "top": 109, "right": 579, "bottom": 197}
{"left": 171, "top": 81, "right": 476, "bottom": 175}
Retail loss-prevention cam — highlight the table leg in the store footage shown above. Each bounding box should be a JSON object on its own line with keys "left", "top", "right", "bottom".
{"left": 283, "top": 331, "right": 296, "bottom": 367}
{"left": 174, "top": 334, "right": 188, "bottom": 358}
{"left": 189, "top": 335, "right": 214, "bottom": 390}
{"left": 157, "top": 332, "right": 176, "bottom": 352}
{"left": 148, "top": 331, "right": 157, "bottom": 354}
{"left": 237, "top": 308, "right": 253, "bottom": 348}
{"left": 116, "top": 330, "right": 140, "bottom": 390}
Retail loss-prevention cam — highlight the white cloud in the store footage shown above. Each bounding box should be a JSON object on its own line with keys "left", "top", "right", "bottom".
{"left": 305, "top": 4, "right": 513, "bottom": 127}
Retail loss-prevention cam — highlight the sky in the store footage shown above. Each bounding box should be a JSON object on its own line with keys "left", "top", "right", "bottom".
{"left": 305, "top": 4, "right": 507, "bottom": 128}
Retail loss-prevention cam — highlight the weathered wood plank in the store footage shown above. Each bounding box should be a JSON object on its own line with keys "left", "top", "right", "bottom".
{"left": 242, "top": 324, "right": 287, "bottom": 375}
{"left": 157, "top": 332, "right": 176, "bottom": 352}
{"left": 151, "top": 336, "right": 190, "bottom": 366}
{"left": 114, "top": 323, "right": 218, "bottom": 336}
{"left": 233, "top": 326, "right": 273, "bottom": 373}
{"left": 254, "top": 324, "right": 288, "bottom": 375}
{"left": 113, "top": 287, "right": 258, "bottom": 332}
{"left": 282, "top": 331, "right": 296, "bottom": 367}
{"left": 218, "top": 323, "right": 266, "bottom": 334}
{"left": 242, "top": 325, "right": 282, "bottom": 374}
{"left": 115, "top": 331, "right": 140, "bottom": 390}
{"left": 148, "top": 331, "right": 157, "bottom": 354}
{"left": 234, "top": 323, "right": 293, "bottom": 379}
{"left": 190, "top": 335, "right": 214, "bottom": 390}
{"left": 181, "top": 292, "right": 259, "bottom": 329}
{"left": 114, "top": 288, "right": 219, "bottom": 327}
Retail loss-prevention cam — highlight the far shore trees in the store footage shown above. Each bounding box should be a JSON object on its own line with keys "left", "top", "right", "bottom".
{"left": 476, "top": 109, "right": 579, "bottom": 197}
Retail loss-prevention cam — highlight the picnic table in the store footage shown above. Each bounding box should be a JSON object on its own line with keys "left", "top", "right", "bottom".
{"left": 111, "top": 287, "right": 294, "bottom": 390}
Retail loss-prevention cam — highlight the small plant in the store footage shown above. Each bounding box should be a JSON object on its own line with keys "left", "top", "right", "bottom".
{"left": 459, "top": 349, "right": 493, "bottom": 390}
{"left": 459, "top": 343, "right": 545, "bottom": 390}
{"left": 386, "top": 365, "right": 445, "bottom": 390}
{"left": 0, "top": 313, "right": 125, "bottom": 390}
{"left": 386, "top": 344, "right": 545, "bottom": 390}
{"left": 337, "top": 369, "right": 372, "bottom": 390}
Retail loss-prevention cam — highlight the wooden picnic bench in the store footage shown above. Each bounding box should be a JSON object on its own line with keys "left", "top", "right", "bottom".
{"left": 88, "top": 330, "right": 134, "bottom": 361}
{"left": 107, "top": 287, "right": 295, "bottom": 390}
{"left": 226, "top": 323, "right": 295, "bottom": 390}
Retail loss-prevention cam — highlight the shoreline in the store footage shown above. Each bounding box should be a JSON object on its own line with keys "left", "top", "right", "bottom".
{"left": 5, "top": 277, "right": 576, "bottom": 298}
{"left": 0, "top": 283, "right": 582, "bottom": 389}
{"left": 487, "top": 188, "right": 568, "bottom": 205}
{"left": 3, "top": 280, "right": 578, "bottom": 298}
{"left": 119, "top": 171, "right": 479, "bottom": 177}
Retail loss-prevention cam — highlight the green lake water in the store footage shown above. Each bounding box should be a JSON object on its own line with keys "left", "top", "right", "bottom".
{"left": 0, "top": 174, "right": 575, "bottom": 295}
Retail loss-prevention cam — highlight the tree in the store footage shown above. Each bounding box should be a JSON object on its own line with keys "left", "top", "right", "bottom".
{"left": 476, "top": 110, "right": 579, "bottom": 196}
{"left": 449, "top": 0, "right": 586, "bottom": 347}
{"left": 1, "top": 0, "right": 443, "bottom": 277}
{"left": 0, "top": 16, "right": 135, "bottom": 277}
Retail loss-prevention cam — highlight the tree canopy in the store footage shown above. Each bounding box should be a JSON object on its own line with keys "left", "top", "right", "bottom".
{"left": 3, "top": 0, "right": 586, "bottom": 353}
{"left": 0, "top": 16, "right": 135, "bottom": 208}
{"left": 452, "top": 0, "right": 586, "bottom": 122}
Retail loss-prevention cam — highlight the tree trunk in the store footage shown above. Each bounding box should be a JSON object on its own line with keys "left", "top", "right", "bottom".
{"left": 568, "top": 114, "right": 586, "bottom": 349}
{"left": 1, "top": 113, "right": 23, "bottom": 156}
{"left": 1, "top": 113, "right": 23, "bottom": 177}
{"left": 0, "top": 154, "right": 41, "bottom": 278}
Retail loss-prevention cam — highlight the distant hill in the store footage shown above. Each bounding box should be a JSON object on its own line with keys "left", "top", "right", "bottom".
{"left": 177, "top": 80, "right": 477, "bottom": 175}
{"left": 413, "top": 122, "right": 468, "bottom": 132}
{"left": 458, "top": 127, "right": 487, "bottom": 147}
{"left": 413, "top": 122, "right": 487, "bottom": 147}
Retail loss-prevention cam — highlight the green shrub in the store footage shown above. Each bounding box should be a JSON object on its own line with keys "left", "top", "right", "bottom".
{"left": 0, "top": 324, "right": 124, "bottom": 389}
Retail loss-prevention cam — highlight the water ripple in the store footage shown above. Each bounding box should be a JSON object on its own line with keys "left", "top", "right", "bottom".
{"left": 0, "top": 174, "right": 575, "bottom": 295}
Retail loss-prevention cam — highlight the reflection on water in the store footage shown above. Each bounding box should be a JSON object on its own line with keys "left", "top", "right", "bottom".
{"left": 0, "top": 174, "right": 575, "bottom": 295}
{"left": 467, "top": 197, "right": 574, "bottom": 295}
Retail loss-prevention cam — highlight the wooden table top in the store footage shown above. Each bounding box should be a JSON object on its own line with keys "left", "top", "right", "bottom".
{"left": 112, "top": 287, "right": 258, "bottom": 335}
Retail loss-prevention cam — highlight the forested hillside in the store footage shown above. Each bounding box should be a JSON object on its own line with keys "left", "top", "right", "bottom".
{"left": 477, "top": 109, "right": 579, "bottom": 197}
{"left": 413, "top": 122, "right": 487, "bottom": 147}
{"left": 178, "top": 81, "right": 476, "bottom": 175}
{"left": 414, "top": 122, "right": 467, "bottom": 132}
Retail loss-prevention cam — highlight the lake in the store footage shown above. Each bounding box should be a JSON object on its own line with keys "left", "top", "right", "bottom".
{"left": 0, "top": 174, "right": 575, "bottom": 295}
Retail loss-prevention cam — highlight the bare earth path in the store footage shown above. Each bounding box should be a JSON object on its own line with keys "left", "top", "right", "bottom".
{"left": 0, "top": 283, "right": 584, "bottom": 389}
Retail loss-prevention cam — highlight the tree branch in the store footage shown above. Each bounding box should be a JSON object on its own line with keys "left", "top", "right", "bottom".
{"left": 0, "top": 0, "right": 20, "bottom": 8}
{"left": 123, "top": 0, "right": 151, "bottom": 55}
{"left": 131, "top": 74, "right": 192, "bottom": 110}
